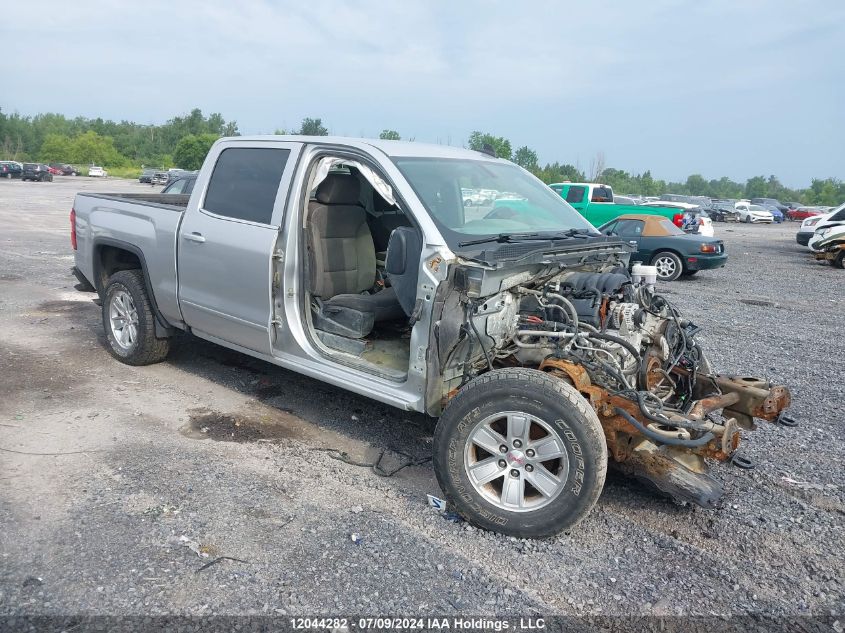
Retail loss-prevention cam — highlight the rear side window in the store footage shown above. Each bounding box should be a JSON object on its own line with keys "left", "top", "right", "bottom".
{"left": 204, "top": 148, "right": 290, "bottom": 224}
{"left": 614, "top": 219, "right": 644, "bottom": 236}
{"left": 659, "top": 219, "right": 685, "bottom": 235}
{"left": 565, "top": 186, "right": 586, "bottom": 203}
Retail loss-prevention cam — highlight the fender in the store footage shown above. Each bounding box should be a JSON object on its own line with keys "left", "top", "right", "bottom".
{"left": 91, "top": 237, "right": 178, "bottom": 338}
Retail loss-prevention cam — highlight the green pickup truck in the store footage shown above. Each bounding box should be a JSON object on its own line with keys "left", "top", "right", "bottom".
{"left": 549, "top": 182, "right": 685, "bottom": 227}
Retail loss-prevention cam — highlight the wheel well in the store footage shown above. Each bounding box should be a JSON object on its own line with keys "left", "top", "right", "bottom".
{"left": 94, "top": 245, "right": 142, "bottom": 291}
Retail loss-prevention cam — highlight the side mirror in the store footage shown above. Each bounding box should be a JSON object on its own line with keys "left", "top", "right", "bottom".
{"left": 385, "top": 229, "right": 407, "bottom": 275}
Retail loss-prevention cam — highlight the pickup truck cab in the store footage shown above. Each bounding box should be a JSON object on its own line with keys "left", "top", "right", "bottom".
{"left": 548, "top": 182, "right": 685, "bottom": 228}
{"left": 71, "top": 136, "right": 792, "bottom": 538}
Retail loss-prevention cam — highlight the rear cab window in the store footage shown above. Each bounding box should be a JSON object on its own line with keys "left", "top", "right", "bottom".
{"left": 565, "top": 186, "right": 586, "bottom": 204}
{"left": 590, "top": 186, "right": 613, "bottom": 203}
{"left": 203, "top": 148, "right": 290, "bottom": 225}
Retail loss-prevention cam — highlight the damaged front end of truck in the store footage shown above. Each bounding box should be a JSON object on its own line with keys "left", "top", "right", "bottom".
{"left": 428, "top": 235, "right": 794, "bottom": 510}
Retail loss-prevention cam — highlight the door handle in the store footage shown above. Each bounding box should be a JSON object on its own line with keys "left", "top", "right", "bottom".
{"left": 183, "top": 232, "right": 206, "bottom": 243}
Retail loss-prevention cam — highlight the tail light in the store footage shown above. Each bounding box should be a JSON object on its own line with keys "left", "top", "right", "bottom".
{"left": 700, "top": 243, "right": 718, "bottom": 253}
{"left": 70, "top": 209, "right": 77, "bottom": 250}
{"left": 672, "top": 213, "right": 684, "bottom": 227}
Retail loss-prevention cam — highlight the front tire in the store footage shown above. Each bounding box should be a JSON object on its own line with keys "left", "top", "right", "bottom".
{"left": 102, "top": 270, "right": 170, "bottom": 365}
{"left": 833, "top": 250, "right": 845, "bottom": 269}
{"left": 433, "top": 368, "right": 607, "bottom": 538}
{"left": 651, "top": 251, "right": 684, "bottom": 282}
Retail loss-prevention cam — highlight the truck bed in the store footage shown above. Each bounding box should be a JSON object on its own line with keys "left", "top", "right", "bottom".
{"left": 73, "top": 191, "right": 190, "bottom": 326}
{"left": 77, "top": 192, "right": 191, "bottom": 210}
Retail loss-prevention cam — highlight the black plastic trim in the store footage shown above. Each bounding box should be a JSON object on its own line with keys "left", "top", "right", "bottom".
{"left": 91, "top": 237, "right": 177, "bottom": 336}
{"left": 70, "top": 266, "right": 96, "bottom": 292}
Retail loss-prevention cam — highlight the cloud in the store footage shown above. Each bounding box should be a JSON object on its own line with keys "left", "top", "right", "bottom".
{"left": 1, "top": 0, "right": 842, "bottom": 185}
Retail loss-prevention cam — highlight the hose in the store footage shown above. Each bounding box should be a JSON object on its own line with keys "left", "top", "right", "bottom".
{"left": 516, "top": 287, "right": 580, "bottom": 331}
{"left": 468, "top": 313, "right": 494, "bottom": 373}
{"left": 586, "top": 331, "right": 641, "bottom": 362}
{"left": 632, "top": 391, "right": 715, "bottom": 433}
{"left": 614, "top": 407, "right": 716, "bottom": 447}
{"left": 544, "top": 292, "right": 579, "bottom": 332}
{"left": 514, "top": 329, "right": 576, "bottom": 348}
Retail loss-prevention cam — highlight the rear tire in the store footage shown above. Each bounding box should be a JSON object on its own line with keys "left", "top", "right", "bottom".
{"left": 433, "top": 368, "right": 607, "bottom": 538}
{"left": 102, "top": 270, "right": 170, "bottom": 366}
{"left": 651, "top": 251, "right": 684, "bottom": 282}
{"left": 833, "top": 251, "right": 845, "bottom": 269}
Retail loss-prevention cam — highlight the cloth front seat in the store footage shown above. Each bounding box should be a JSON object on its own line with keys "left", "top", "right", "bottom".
{"left": 307, "top": 173, "right": 405, "bottom": 338}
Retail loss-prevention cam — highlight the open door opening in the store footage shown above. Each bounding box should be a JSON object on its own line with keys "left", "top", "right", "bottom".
{"left": 300, "top": 157, "right": 423, "bottom": 380}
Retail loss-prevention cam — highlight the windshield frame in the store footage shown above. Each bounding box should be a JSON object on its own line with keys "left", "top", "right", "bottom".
{"left": 391, "top": 156, "right": 598, "bottom": 251}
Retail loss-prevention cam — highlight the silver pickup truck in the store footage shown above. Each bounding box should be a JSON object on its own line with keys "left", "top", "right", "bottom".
{"left": 71, "top": 136, "right": 794, "bottom": 537}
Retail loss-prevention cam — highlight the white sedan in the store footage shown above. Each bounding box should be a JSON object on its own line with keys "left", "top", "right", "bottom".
{"left": 88, "top": 165, "right": 107, "bottom": 177}
{"left": 735, "top": 203, "right": 773, "bottom": 224}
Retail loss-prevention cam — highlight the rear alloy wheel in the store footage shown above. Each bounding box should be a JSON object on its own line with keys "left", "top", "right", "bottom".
{"left": 651, "top": 251, "right": 684, "bottom": 282}
{"left": 433, "top": 368, "right": 607, "bottom": 538}
{"left": 102, "top": 269, "right": 170, "bottom": 365}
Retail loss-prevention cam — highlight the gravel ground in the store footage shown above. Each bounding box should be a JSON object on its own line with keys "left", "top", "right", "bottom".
{"left": 0, "top": 177, "right": 842, "bottom": 621}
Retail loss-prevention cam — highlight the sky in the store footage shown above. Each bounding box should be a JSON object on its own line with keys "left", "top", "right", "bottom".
{"left": 2, "top": 0, "right": 843, "bottom": 187}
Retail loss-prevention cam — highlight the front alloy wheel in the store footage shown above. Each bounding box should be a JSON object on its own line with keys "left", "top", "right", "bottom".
{"left": 465, "top": 411, "right": 569, "bottom": 512}
{"left": 433, "top": 368, "right": 607, "bottom": 538}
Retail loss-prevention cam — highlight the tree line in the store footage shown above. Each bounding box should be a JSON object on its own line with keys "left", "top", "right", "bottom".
{"left": 1, "top": 106, "right": 841, "bottom": 206}
{"left": 465, "top": 131, "right": 844, "bottom": 207}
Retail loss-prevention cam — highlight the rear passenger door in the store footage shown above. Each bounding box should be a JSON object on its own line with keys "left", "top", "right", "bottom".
{"left": 177, "top": 141, "right": 301, "bottom": 354}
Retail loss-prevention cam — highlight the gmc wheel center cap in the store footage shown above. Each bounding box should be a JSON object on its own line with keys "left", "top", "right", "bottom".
{"left": 507, "top": 450, "right": 526, "bottom": 466}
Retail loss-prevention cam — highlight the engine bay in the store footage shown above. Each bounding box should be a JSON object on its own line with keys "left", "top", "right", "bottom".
{"left": 436, "top": 259, "right": 794, "bottom": 507}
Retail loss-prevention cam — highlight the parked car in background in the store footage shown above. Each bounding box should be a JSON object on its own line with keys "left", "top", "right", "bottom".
{"left": 0, "top": 161, "right": 23, "bottom": 179}
{"left": 47, "top": 165, "right": 63, "bottom": 176}
{"left": 151, "top": 171, "right": 169, "bottom": 185}
{"left": 613, "top": 195, "right": 638, "bottom": 205}
{"left": 787, "top": 206, "right": 824, "bottom": 222}
{"left": 659, "top": 194, "right": 714, "bottom": 210}
{"left": 751, "top": 198, "right": 789, "bottom": 217}
{"left": 735, "top": 202, "right": 774, "bottom": 224}
{"left": 796, "top": 206, "right": 842, "bottom": 246}
{"left": 549, "top": 182, "right": 686, "bottom": 227}
{"left": 759, "top": 204, "right": 784, "bottom": 223}
{"left": 50, "top": 163, "right": 79, "bottom": 176}
{"left": 88, "top": 165, "right": 107, "bottom": 177}
{"left": 708, "top": 200, "right": 739, "bottom": 222}
{"left": 809, "top": 224, "right": 845, "bottom": 268}
{"left": 640, "top": 201, "right": 712, "bottom": 234}
{"left": 598, "top": 214, "right": 726, "bottom": 281}
{"left": 695, "top": 215, "right": 715, "bottom": 237}
{"left": 139, "top": 168, "right": 156, "bottom": 183}
{"left": 21, "top": 163, "right": 54, "bottom": 182}
{"left": 161, "top": 173, "right": 197, "bottom": 195}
